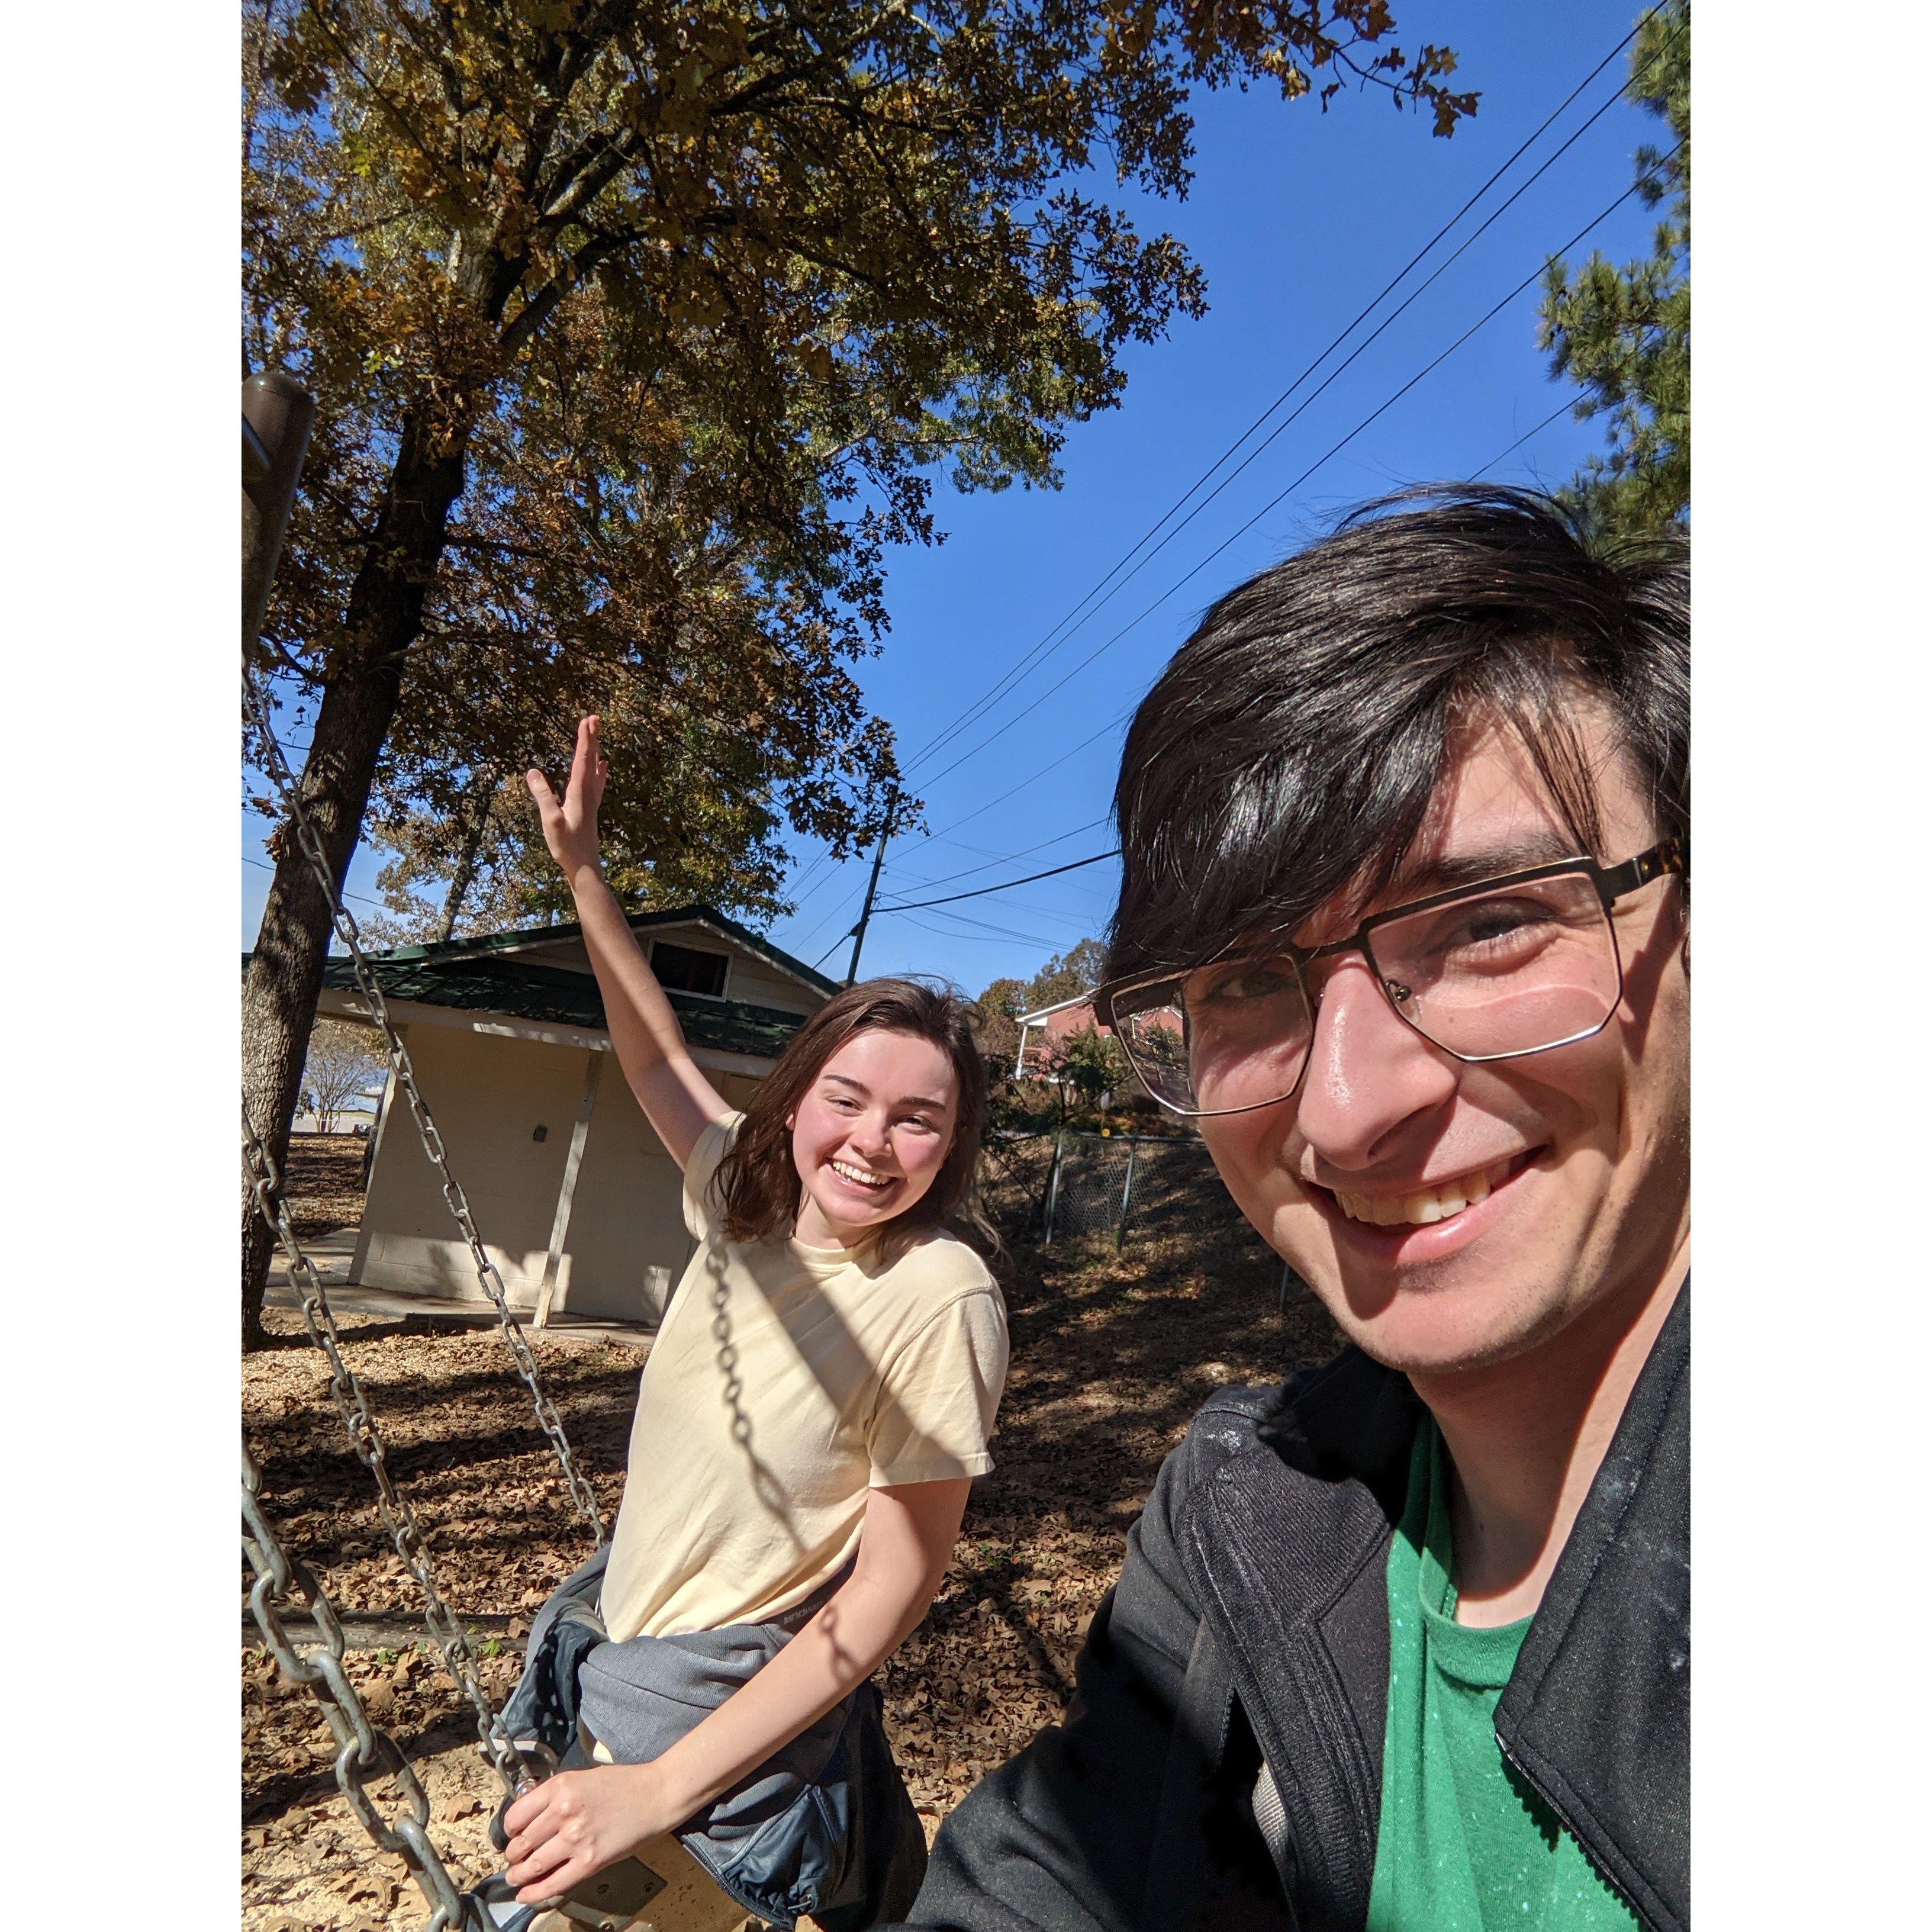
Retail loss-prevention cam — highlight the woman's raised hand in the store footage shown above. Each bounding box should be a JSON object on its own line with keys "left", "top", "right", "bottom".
{"left": 527, "top": 715, "right": 609, "bottom": 884}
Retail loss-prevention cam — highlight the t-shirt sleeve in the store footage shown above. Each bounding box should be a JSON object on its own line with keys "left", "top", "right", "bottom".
{"left": 681, "top": 1112, "right": 743, "bottom": 1241}
{"left": 867, "top": 1285, "right": 1010, "bottom": 1488}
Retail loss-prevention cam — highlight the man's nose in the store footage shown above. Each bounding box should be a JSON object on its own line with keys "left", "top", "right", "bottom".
{"left": 1293, "top": 957, "right": 1459, "bottom": 1170}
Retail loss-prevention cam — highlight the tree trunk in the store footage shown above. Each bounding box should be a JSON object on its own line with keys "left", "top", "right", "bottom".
{"left": 241, "top": 413, "right": 472, "bottom": 1348}
{"left": 433, "top": 767, "right": 501, "bottom": 944}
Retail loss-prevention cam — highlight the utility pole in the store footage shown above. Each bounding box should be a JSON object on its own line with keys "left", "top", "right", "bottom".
{"left": 843, "top": 786, "right": 899, "bottom": 987}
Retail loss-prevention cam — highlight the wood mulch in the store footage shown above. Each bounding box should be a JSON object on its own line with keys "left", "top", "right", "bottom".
{"left": 279, "top": 1134, "right": 373, "bottom": 1242}
{"left": 243, "top": 1144, "right": 1342, "bottom": 1930}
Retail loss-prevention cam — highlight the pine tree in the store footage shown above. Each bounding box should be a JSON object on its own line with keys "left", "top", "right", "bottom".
{"left": 1538, "top": 1, "right": 1688, "bottom": 538}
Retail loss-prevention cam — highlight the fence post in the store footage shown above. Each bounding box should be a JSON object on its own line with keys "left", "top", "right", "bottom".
{"left": 1042, "top": 1132, "right": 1067, "bottom": 1245}
{"left": 1114, "top": 1136, "right": 1140, "bottom": 1251}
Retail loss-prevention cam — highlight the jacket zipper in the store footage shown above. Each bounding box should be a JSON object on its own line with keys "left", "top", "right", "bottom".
{"left": 1495, "top": 1730, "right": 1654, "bottom": 1932}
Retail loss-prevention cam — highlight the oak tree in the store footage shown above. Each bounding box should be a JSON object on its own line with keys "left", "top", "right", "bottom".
{"left": 240, "top": 0, "right": 1471, "bottom": 1341}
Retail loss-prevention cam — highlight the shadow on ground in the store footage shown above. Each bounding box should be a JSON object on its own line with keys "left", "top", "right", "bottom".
{"left": 242, "top": 1153, "right": 1342, "bottom": 1927}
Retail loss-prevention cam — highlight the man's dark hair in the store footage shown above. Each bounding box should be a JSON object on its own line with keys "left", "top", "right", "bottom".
{"left": 1106, "top": 485, "right": 1688, "bottom": 980}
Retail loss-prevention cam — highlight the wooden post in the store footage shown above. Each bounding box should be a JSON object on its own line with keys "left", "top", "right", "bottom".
{"left": 843, "top": 786, "right": 899, "bottom": 986}
{"left": 242, "top": 371, "right": 314, "bottom": 656}
{"left": 536, "top": 1050, "right": 603, "bottom": 1327}
{"left": 1042, "top": 1132, "right": 1067, "bottom": 1246}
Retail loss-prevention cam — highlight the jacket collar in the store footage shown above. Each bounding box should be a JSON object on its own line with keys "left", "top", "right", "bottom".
{"left": 1183, "top": 1281, "right": 1689, "bottom": 1932}
{"left": 1495, "top": 1281, "right": 1689, "bottom": 1932}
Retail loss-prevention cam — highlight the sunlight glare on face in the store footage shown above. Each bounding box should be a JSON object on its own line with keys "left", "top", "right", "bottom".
{"left": 1198, "top": 704, "right": 1689, "bottom": 1377}
{"left": 788, "top": 1028, "right": 961, "bottom": 1248}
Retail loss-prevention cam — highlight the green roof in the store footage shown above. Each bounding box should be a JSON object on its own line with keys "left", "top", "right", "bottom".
{"left": 364, "top": 903, "right": 837, "bottom": 996}
{"left": 315, "top": 952, "right": 812, "bottom": 1061}
{"left": 247, "top": 904, "right": 828, "bottom": 1063}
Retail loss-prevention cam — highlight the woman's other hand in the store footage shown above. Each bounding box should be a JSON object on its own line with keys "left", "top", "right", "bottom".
{"left": 501, "top": 1759, "right": 680, "bottom": 1904}
{"left": 526, "top": 715, "right": 608, "bottom": 886}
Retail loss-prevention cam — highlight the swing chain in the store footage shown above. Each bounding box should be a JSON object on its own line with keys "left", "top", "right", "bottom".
{"left": 243, "top": 1112, "right": 559, "bottom": 1798}
{"left": 243, "top": 1442, "right": 490, "bottom": 1932}
{"left": 241, "top": 664, "right": 606, "bottom": 1545}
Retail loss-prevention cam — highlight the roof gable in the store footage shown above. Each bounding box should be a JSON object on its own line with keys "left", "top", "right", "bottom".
{"left": 313, "top": 952, "right": 813, "bottom": 1060}
{"left": 360, "top": 902, "right": 837, "bottom": 997}
{"left": 1016, "top": 991, "right": 1099, "bottom": 1025}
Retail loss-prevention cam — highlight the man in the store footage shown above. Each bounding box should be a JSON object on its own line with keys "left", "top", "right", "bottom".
{"left": 900, "top": 488, "right": 1688, "bottom": 1932}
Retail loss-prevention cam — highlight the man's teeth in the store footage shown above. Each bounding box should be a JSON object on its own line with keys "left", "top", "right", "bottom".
{"left": 830, "top": 1159, "right": 891, "bottom": 1190}
{"left": 1330, "top": 1157, "right": 1518, "bottom": 1228}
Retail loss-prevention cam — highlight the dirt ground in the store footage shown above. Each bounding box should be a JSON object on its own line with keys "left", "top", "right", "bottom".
{"left": 243, "top": 1136, "right": 1342, "bottom": 1930}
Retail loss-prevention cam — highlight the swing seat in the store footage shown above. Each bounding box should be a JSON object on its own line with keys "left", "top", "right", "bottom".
{"left": 469, "top": 1829, "right": 756, "bottom": 1931}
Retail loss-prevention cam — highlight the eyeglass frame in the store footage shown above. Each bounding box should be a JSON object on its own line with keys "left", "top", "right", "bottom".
{"left": 1091, "top": 835, "right": 1688, "bottom": 1118}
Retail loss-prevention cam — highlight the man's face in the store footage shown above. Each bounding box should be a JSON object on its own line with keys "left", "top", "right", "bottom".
{"left": 1196, "top": 705, "right": 1689, "bottom": 1376}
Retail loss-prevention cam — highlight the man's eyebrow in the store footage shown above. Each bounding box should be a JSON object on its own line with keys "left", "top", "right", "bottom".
{"left": 1385, "top": 834, "right": 1586, "bottom": 899}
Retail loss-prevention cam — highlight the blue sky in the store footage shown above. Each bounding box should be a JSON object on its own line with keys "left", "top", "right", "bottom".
{"left": 243, "top": 2, "right": 1673, "bottom": 999}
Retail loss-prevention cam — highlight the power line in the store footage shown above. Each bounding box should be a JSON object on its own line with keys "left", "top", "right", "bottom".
{"left": 907, "top": 75, "right": 1683, "bottom": 797}
{"left": 875, "top": 848, "right": 1121, "bottom": 913}
{"left": 244, "top": 852, "right": 389, "bottom": 915}
{"left": 880, "top": 815, "right": 1112, "bottom": 896}
{"left": 894, "top": 14, "right": 1663, "bottom": 785}
{"left": 899, "top": 910, "right": 1075, "bottom": 951}
{"left": 811, "top": 926, "right": 856, "bottom": 971}
{"left": 913, "top": 705, "right": 1139, "bottom": 849}
{"left": 1471, "top": 395, "right": 1579, "bottom": 479}
{"left": 907, "top": 144, "right": 1684, "bottom": 810}
{"left": 889, "top": 163, "right": 1673, "bottom": 897}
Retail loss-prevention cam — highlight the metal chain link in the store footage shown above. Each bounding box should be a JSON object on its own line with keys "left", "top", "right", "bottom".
{"left": 244, "top": 1440, "right": 488, "bottom": 1932}
{"left": 243, "top": 1112, "right": 557, "bottom": 1799}
{"left": 242, "top": 662, "right": 606, "bottom": 1544}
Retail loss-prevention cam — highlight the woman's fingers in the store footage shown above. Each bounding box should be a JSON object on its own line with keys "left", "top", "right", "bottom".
{"left": 509, "top": 1840, "right": 576, "bottom": 1899}
{"left": 502, "top": 1785, "right": 558, "bottom": 1851}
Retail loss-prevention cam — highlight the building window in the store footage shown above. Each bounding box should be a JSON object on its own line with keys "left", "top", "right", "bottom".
{"left": 651, "top": 940, "right": 730, "bottom": 999}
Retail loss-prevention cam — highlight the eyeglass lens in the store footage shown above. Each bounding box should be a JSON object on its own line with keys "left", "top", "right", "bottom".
{"left": 1116, "top": 871, "right": 1622, "bottom": 1113}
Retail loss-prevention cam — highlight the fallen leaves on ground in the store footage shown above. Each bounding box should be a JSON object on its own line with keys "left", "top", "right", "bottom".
{"left": 243, "top": 1158, "right": 1341, "bottom": 1928}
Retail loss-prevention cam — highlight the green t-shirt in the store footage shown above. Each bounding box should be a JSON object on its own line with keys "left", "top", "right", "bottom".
{"left": 1364, "top": 1419, "right": 1638, "bottom": 1932}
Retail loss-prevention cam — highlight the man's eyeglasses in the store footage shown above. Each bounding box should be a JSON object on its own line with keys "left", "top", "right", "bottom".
{"left": 1093, "top": 840, "right": 1686, "bottom": 1119}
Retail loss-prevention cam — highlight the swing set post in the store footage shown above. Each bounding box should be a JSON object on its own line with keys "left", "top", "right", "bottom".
{"left": 242, "top": 368, "right": 314, "bottom": 657}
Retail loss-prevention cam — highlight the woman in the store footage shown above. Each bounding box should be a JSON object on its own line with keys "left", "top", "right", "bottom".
{"left": 494, "top": 716, "right": 1008, "bottom": 1930}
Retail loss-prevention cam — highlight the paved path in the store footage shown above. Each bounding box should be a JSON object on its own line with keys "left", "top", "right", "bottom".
{"left": 265, "top": 1226, "right": 655, "bottom": 1350}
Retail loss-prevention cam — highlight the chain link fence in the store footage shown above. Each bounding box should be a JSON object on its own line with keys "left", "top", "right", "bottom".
{"left": 978, "top": 1129, "right": 1302, "bottom": 1306}
{"left": 978, "top": 1131, "right": 1218, "bottom": 1246}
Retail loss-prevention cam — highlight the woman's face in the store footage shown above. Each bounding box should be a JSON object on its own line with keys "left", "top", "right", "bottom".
{"left": 787, "top": 1028, "right": 961, "bottom": 1248}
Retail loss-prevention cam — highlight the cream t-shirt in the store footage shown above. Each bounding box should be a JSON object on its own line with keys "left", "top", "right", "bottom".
{"left": 598, "top": 1114, "right": 1009, "bottom": 1641}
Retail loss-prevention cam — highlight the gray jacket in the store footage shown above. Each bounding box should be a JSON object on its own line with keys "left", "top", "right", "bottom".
{"left": 497, "top": 1548, "right": 926, "bottom": 1931}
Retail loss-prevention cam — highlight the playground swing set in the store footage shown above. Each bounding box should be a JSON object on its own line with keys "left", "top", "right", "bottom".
{"left": 241, "top": 372, "right": 753, "bottom": 1932}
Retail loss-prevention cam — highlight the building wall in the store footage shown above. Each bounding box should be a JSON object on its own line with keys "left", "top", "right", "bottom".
{"left": 551, "top": 1061, "right": 764, "bottom": 1324}
{"left": 1017, "top": 999, "right": 1099, "bottom": 1073}
{"left": 352, "top": 1023, "right": 586, "bottom": 1302}
{"left": 350, "top": 1022, "right": 772, "bottom": 1322}
{"left": 503, "top": 925, "right": 817, "bottom": 1016}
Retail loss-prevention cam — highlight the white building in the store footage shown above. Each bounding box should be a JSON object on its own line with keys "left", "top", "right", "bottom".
{"left": 308, "top": 907, "right": 834, "bottom": 1325}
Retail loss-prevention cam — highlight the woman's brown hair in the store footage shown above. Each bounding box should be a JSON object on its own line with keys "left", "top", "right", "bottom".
{"left": 711, "top": 977, "right": 996, "bottom": 1257}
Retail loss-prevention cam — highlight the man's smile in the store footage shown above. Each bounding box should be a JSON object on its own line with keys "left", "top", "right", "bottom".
{"left": 1315, "top": 1151, "right": 1538, "bottom": 1228}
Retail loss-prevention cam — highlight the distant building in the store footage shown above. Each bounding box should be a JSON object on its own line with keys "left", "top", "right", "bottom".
{"left": 294, "top": 906, "right": 834, "bottom": 1325}
{"left": 1011, "top": 992, "right": 1100, "bottom": 1078}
